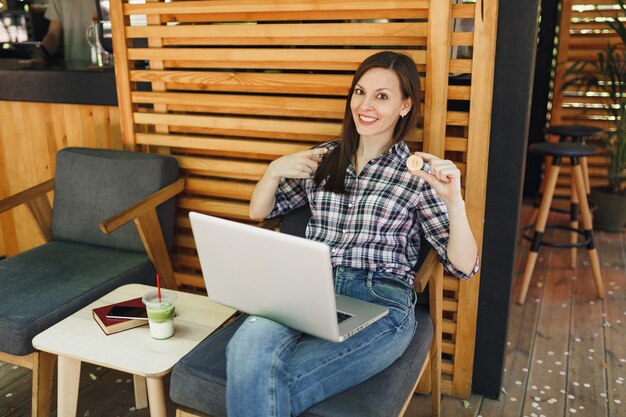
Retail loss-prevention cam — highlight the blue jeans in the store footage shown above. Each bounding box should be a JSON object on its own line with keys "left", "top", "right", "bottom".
{"left": 225, "top": 266, "right": 417, "bottom": 417}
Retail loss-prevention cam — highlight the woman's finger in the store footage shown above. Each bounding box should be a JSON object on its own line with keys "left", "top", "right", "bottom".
{"left": 413, "top": 151, "right": 439, "bottom": 162}
{"left": 409, "top": 169, "right": 443, "bottom": 191}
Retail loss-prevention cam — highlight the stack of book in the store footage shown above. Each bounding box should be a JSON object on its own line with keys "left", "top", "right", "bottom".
{"left": 92, "top": 297, "right": 149, "bottom": 335}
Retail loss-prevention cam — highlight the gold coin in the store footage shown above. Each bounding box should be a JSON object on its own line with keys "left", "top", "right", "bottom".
{"left": 406, "top": 155, "right": 424, "bottom": 171}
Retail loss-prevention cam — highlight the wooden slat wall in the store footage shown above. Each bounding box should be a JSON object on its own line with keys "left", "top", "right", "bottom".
{"left": 109, "top": 0, "right": 498, "bottom": 398}
{"left": 0, "top": 101, "right": 122, "bottom": 256}
{"left": 549, "top": 0, "right": 618, "bottom": 196}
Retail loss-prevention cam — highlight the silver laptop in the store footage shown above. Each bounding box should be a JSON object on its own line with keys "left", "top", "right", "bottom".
{"left": 189, "top": 212, "right": 388, "bottom": 342}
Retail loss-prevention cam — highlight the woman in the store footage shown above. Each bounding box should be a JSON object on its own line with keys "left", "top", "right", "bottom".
{"left": 227, "top": 51, "right": 479, "bottom": 417}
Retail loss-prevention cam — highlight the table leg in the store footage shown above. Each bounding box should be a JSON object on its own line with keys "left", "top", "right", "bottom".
{"left": 57, "top": 356, "right": 81, "bottom": 417}
{"left": 133, "top": 374, "right": 149, "bottom": 409}
{"left": 146, "top": 376, "right": 167, "bottom": 417}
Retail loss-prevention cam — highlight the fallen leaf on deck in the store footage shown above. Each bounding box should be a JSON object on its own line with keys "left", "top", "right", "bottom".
{"left": 601, "top": 361, "right": 608, "bottom": 368}
{"left": 88, "top": 373, "right": 97, "bottom": 381}
{"left": 463, "top": 400, "right": 470, "bottom": 409}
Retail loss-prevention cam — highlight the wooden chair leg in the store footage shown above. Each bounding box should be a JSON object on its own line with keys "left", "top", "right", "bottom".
{"left": 569, "top": 179, "right": 579, "bottom": 269}
{"left": 580, "top": 156, "right": 594, "bottom": 225}
{"left": 429, "top": 264, "right": 443, "bottom": 417}
{"left": 571, "top": 164, "right": 605, "bottom": 298}
{"left": 519, "top": 162, "right": 561, "bottom": 304}
{"left": 415, "top": 358, "right": 431, "bottom": 394}
{"left": 31, "top": 351, "right": 56, "bottom": 417}
{"left": 528, "top": 155, "right": 551, "bottom": 227}
{"left": 581, "top": 156, "right": 591, "bottom": 195}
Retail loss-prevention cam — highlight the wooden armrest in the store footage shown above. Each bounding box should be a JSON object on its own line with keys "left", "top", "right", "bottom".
{"left": 0, "top": 179, "right": 55, "bottom": 242}
{"left": 99, "top": 178, "right": 185, "bottom": 290}
{"left": 99, "top": 178, "right": 185, "bottom": 234}
{"left": 0, "top": 179, "right": 54, "bottom": 214}
{"left": 413, "top": 249, "right": 439, "bottom": 293}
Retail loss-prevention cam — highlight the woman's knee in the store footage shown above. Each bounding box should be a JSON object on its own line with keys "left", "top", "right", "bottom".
{"left": 226, "top": 316, "right": 301, "bottom": 367}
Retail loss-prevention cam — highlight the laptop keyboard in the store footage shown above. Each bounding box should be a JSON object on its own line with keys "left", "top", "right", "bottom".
{"left": 337, "top": 311, "right": 352, "bottom": 323}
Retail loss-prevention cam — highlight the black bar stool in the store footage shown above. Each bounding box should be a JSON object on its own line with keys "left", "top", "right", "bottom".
{"left": 529, "top": 124, "right": 604, "bottom": 267}
{"left": 545, "top": 124, "right": 604, "bottom": 194}
{"left": 519, "top": 142, "right": 605, "bottom": 304}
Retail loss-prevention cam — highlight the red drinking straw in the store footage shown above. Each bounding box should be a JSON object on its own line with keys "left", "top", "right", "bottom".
{"left": 157, "top": 272, "right": 162, "bottom": 302}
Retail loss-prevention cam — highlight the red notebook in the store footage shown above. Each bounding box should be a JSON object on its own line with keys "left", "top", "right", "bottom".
{"left": 92, "top": 297, "right": 149, "bottom": 335}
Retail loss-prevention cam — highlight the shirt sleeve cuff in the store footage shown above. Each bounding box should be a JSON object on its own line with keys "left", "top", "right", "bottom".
{"left": 445, "top": 256, "right": 480, "bottom": 280}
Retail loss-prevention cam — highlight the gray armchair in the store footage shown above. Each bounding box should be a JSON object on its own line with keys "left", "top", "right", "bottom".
{"left": 0, "top": 147, "right": 184, "bottom": 417}
{"left": 170, "top": 205, "right": 443, "bottom": 417}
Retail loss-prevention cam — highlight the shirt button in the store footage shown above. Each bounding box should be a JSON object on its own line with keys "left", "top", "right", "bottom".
{"left": 331, "top": 248, "right": 337, "bottom": 254}
{"left": 342, "top": 229, "right": 347, "bottom": 233}
{"left": 348, "top": 203, "right": 353, "bottom": 208}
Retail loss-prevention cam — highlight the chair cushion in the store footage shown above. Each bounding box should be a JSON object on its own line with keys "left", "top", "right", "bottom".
{"left": 0, "top": 241, "right": 155, "bottom": 356}
{"left": 170, "top": 306, "right": 433, "bottom": 417}
{"left": 51, "top": 147, "right": 179, "bottom": 252}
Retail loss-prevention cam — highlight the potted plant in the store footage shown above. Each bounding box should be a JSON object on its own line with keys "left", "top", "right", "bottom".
{"left": 562, "top": 0, "right": 626, "bottom": 231}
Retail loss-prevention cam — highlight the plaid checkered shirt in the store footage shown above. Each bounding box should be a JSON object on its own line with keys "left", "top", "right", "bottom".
{"left": 269, "top": 140, "right": 478, "bottom": 284}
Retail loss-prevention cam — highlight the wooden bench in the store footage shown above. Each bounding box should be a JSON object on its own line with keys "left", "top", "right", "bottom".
{"left": 109, "top": 0, "right": 498, "bottom": 398}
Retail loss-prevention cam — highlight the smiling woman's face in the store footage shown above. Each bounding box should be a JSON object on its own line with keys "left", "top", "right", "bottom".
{"left": 350, "top": 67, "right": 412, "bottom": 144}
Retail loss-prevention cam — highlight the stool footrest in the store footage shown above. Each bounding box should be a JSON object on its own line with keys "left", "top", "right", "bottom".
{"left": 522, "top": 224, "right": 592, "bottom": 249}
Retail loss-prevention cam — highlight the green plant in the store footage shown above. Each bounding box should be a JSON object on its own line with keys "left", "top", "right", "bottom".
{"left": 562, "top": 0, "right": 626, "bottom": 194}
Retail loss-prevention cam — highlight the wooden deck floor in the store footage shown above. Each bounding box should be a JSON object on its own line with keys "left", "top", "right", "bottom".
{"left": 1, "top": 206, "right": 624, "bottom": 417}
{"left": 409, "top": 206, "right": 626, "bottom": 417}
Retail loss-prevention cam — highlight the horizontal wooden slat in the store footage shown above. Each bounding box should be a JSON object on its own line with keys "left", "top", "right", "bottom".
{"left": 176, "top": 214, "right": 192, "bottom": 230}
{"left": 124, "top": 0, "right": 430, "bottom": 17}
{"left": 185, "top": 177, "right": 254, "bottom": 201}
{"left": 569, "top": 10, "right": 622, "bottom": 20}
{"left": 175, "top": 155, "right": 268, "bottom": 181}
{"left": 449, "top": 59, "right": 473, "bottom": 73}
{"left": 447, "top": 111, "right": 470, "bottom": 127}
{"left": 446, "top": 137, "right": 469, "bottom": 152}
{"left": 568, "top": 35, "right": 621, "bottom": 48}
{"left": 443, "top": 276, "right": 461, "bottom": 292}
{"left": 449, "top": 85, "right": 471, "bottom": 100}
{"left": 175, "top": 233, "right": 196, "bottom": 249}
{"left": 129, "top": 71, "right": 471, "bottom": 101}
{"left": 453, "top": 3, "right": 476, "bottom": 18}
{"left": 570, "top": 23, "right": 620, "bottom": 32}
{"left": 443, "top": 299, "right": 458, "bottom": 312}
{"left": 442, "top": 340, "right": 456, "bottom": 355}
{"left": 151, "top": 3, "right": 474, "bottom": 24}
{"left": 172, "top": 253, "right": 201, "bottom": 269}
{"left": 130, "top": 70, "right": 353, "bottom": 95}
{"left": 132, "top": 92, "right": 345, "bottom": 119}
{"left": 442, "top": 360, "right": 454, "bottom": 375}
{"left": 572, "top": 0, "right": 621, "bottom": 4}
{"left": 174, "top": 272, "right": 206, "bottom": 288}
{"left": 127, "top": 48, "right": 426, "bottom": 71}
{"left": 178, "top": 197, "right": 250, "bottom": 220}
{"left": 137, "top": 133, "right": 312, "bottom": 159}
{"left": 128, "top": 23, "right": 427, "bottom": 46}
{"left": 450, "top": 32, "right": 474, "bottom": 46}
{"left": 562, "top": 96, "right": 617, "bottom": 106}
{"left": 443, "top": 319, "right": 456, "bottom": 335}
{"left": 168, "top": 126, "right": 337, "bottom": 142}
{"left": 567, "top": 49, "right": 619, "bottom": 61}
{"left": 134, "top": 113, "right": 341, "bottom": 140}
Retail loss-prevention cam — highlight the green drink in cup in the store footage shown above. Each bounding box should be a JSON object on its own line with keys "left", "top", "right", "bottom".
{"left": 142, "top": 290, "right": 177, "bottom": 339}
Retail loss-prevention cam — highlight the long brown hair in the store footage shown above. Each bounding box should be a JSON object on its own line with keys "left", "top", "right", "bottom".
{"left": 313, "top": 51, "right": 422, "bottom": 194}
